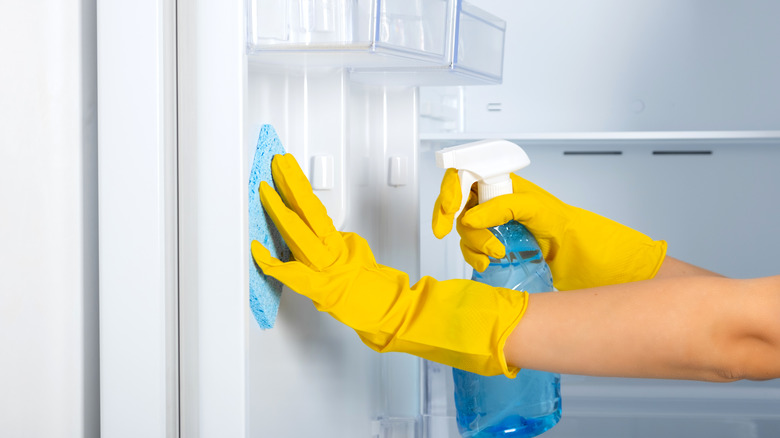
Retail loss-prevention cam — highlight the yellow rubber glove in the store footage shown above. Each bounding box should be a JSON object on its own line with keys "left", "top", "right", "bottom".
{"left": 432, "top": 168, "right": 667, "bottom": 291}
{"left": 251, "top": 154, "right": 528, "bottom": 377}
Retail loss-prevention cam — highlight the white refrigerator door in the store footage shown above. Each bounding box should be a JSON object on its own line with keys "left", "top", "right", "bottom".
{"left": 97, "top": 0, "right": 179, "bottom": 437}
{"left": 1, "top": 1, "right": 98, "bottom": 436}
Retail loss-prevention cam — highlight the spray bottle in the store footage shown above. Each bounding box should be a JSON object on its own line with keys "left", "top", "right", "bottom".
{"left": 436, "top": 140, "right": 561, "bottom": 438}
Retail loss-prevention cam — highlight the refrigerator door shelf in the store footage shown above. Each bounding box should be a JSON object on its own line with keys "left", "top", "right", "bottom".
{"left": 350, "top": 2, "right": 506, "bottom": 86}
{"left": 247, "top": 0, "right": 455, "bottom": 68}
{"left": 247, "top": 0, "right": 506, "bottom": 86}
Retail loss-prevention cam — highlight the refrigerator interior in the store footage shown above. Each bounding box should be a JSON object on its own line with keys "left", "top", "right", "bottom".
{"left": 419, "top": 1, "right": 780, "bottom": 437}
{"left": 173, "top": 0, "right": 780, "bottom": 437}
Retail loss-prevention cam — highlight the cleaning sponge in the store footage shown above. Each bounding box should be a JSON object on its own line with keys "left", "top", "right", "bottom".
{"left": 248, "top": 125, "right": 290, "bottom": 329}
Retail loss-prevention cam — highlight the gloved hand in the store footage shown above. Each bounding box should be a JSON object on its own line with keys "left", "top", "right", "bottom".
{"left": 432, "top": 168, "right": 667, "bottom": 291}
{"left": 251, "top": 154, "right": 529, "bottom": 377}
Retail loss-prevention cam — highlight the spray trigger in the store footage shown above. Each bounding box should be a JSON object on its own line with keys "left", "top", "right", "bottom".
{"left": 456, "top": 169, "right": 480, "bottom": 219}
{"left": 436, "top": 139, "right": 531, "bottom": 219}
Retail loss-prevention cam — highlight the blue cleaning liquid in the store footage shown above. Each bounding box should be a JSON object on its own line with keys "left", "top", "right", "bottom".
{"left": 453, "top": 220, "right": 561, "bottom": 438}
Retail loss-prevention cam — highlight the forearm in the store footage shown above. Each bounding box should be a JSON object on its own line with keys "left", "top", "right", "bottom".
{"left": 655, "top": 256, "right": 724, "bottom": 279}
{"left": 504, "top": 275, "right": 780, "bottom": 382}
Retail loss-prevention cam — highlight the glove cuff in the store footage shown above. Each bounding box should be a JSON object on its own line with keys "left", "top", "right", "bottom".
{"left": 374, "top": 277, "right": 530, "bottom": 377}
{"left": 495, "top": 289, "right": 528, "bottom": 378}
{"left": 646, "top": 239, "right": 668, "bottom": 279}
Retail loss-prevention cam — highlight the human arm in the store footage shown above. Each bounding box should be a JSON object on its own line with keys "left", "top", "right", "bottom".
{"left": 433, "top": 169, "right": 780, "bottom": 381}
{"left": 656, "top": 255, "right": 724, "bottom": 279}
{"left": 256, "top": 155, "right": 780, "bottom": 382}
{"left": 504, "top": 274, "right": 780, "bottom": 382}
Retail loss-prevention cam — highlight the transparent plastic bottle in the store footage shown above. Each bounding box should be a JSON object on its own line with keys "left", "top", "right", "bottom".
{"left": 452, "top": 220, "right": 561, "bottom": 438}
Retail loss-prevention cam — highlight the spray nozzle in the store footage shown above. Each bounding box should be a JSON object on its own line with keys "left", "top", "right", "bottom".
{"left": 435, "top": 139, "right": 530, "bottom": 218}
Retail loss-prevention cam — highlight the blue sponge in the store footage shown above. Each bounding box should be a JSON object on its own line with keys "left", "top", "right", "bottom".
{"left": 248, "top": 125, "right": 290, "bottom": 329}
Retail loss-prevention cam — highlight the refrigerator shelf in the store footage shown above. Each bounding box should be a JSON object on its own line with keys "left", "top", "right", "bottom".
{"left": 246, "top": 0, "right": 505, "bottom": 86}
{"left": 419, "top": 130, "right": 780, "bottom": 142}
{"left": 349, "top": 2, "right": 505, "bottom": 86}
{"left": 247, "top": 0, "right": 454, "bottom": 67}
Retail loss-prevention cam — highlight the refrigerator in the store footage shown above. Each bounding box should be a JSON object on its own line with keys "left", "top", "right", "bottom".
{"left": 2, "top": 0, "right": 779, "bottom": 437}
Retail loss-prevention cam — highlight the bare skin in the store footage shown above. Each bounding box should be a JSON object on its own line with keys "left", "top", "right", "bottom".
{"left": 504, "top": 256, "right": 780, "bottom": 382}
{"left": 654, "top": 256, "right": 725, "bottom": 279}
